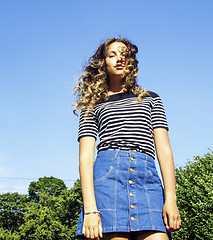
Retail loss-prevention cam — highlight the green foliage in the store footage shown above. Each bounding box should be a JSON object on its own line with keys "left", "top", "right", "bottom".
{"left": 0, "top": 177, "right": 83, "bottom": 239}
{"left": 28, "top": 176, "right": 67, "bottom": 202}
{"left": 173, "top": 152, "right": 213, "bottom": 240}
{"left": 0, "top": 193, "right": 28, "bottom": 232}
{"left": 64, "top": 180, "right": 83, "bottom": 237}
{"left": 18, "top": 195, "right": 72, "bottom": 239}
{"left": 19, "top": 180, "right": 83, "bottom": 239}
{"left": 0, "top": 227, "right": 20, "bottom": 240}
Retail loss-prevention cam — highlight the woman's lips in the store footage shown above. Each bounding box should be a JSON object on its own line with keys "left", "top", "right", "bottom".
{"left": 115, "top": 65, "right": 124, "bottom": 70}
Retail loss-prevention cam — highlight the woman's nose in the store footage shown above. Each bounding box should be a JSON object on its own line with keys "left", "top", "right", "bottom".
{"left": 117, "top": 54, "right": 124, "bottom": 62}
{"left": 117, "top": 54, "right": 122, "bottom": 61}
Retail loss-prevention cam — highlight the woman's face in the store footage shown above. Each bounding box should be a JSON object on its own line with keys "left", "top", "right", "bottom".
{"left": 105, "top": 42, "right": 128, "bottom": 80}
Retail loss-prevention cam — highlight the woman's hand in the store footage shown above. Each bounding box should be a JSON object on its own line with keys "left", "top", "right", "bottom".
{"left": 163, "top": 200, "right": 181, "bottom": 232}
{"left": 82, "top": 213, "right": 103, "bottom": 239}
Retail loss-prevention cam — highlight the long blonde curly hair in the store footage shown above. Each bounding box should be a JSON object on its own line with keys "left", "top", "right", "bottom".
{"left": 73, "top": 38, "right": 148, "bottom": 116}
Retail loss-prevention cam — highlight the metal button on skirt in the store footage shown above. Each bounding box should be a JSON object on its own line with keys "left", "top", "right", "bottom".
{"left": 76, "top": 150, "right": 172, "bottom": 239}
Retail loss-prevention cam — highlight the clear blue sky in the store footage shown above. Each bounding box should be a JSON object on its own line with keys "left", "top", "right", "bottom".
{"left": 0, "top": 0, "right": 212, "bottom": 194}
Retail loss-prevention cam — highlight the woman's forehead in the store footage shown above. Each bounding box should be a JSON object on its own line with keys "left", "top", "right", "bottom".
{"left": 107, "top": 42, "right": 127, "bottom": 52}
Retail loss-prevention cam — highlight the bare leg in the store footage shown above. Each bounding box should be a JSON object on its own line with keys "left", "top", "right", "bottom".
{"left": 103, "top": 232, "right": 132, "bottom": 240}
{"left": 137, "top": 231, "right": 169, "bottom": 240}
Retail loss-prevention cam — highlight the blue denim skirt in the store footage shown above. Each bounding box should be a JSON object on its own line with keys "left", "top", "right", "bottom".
{"left": 76, "top": 149, "right": 172, "bottom": 239}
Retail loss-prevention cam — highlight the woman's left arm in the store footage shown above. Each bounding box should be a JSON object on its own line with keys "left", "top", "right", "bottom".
{"left": 153, "top": 128, "right": 181, "bottom": 232}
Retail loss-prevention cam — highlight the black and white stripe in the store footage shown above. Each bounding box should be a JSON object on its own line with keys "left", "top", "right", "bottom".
{"left": 78, "top": 91, "right": 168, "bottom": 159}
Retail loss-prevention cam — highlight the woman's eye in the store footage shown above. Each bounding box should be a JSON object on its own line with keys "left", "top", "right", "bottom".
{"left": 108, "top": 55, "right": 115, "bottom": 58}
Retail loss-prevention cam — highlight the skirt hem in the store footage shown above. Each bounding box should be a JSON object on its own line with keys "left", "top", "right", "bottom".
{"left": 76, "top": 228, "right": 172, "bottom": 240}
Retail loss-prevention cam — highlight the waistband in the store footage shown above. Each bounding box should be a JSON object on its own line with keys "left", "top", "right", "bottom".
{"left": 97, "top": 149, "right": 154, "bottom": 162}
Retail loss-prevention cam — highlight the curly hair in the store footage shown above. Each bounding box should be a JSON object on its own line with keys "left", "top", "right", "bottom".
{"left": 73, "top": 38, "right": 148, "bottom": 116}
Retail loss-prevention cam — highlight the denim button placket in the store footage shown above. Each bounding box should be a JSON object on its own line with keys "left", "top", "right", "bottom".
{"left": 128, "top": 150, "right": 139, "bottom": 230}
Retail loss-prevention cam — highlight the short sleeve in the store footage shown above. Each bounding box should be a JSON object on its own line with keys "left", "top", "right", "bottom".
{"left": 150, "top": 92, "right": 169, "bottom": 130}
{"left": 78, "top": 109, "right": 98, "bottom": 141}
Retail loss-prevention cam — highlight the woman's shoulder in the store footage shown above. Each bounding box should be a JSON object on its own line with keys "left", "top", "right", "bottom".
{"left": 146, "top": 91, "right": 160, "bottom": 98}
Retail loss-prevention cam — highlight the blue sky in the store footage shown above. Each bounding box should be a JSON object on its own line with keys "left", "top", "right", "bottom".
{"left": 0, "top": 0, "right": 212, "bottom": 194}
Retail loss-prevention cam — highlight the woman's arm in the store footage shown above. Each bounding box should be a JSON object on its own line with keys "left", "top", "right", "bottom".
{"left": 79, "top": 136, "right": 103, "bottom": 239}
{"left": 153, "top": 128, "right": 181, "bottom": 232}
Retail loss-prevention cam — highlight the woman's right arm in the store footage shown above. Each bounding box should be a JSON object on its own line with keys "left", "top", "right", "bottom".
{"left": 79, "top": 136, "right": 103, "bottom": 239}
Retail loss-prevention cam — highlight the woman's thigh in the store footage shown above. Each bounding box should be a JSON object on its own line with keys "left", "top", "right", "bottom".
{"left": 102, "top": 231, "right": 169, "bottom": 240}
{"left": 103, "top": 232, "right": 132, "bottom": 240}
{"left": 136, "top": 231, "right": 169, "bottom": 240}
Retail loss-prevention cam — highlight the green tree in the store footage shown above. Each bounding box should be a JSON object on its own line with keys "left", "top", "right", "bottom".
{"left": 19, "top": 178, "right": 82, "bottom": 239}
{"left": 0, "top": 177, "right": 83, "bottom": 239}
{"left": 28, "top": 176, "right": 67, "bottom": 202}
{"left": 173, "top": 152, "right": 213, "bottom": 240}
{"left": 0, "top": 192, "right": 28, "bottom": 232}
{"left": 19, "top": 194, "right": 72, "bottom": 239}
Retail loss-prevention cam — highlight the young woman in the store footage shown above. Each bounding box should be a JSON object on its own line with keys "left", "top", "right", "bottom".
{"left": 74, "top": 38, "right": 181, "bottom": 240}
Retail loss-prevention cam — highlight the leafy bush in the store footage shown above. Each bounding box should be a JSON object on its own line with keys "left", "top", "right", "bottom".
{"left": 173, "top": 152, "right": 213, "bottom": 240}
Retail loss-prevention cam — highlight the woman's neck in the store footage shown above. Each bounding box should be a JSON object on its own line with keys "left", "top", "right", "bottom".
{"left": 107, "top": 77, "right": 127, "bottom": 96}
{"left": 108, "top": 78, "right": 123, "bottom": 90}
{"left": 107, "top": 87, "right": 127, "bottom": 96}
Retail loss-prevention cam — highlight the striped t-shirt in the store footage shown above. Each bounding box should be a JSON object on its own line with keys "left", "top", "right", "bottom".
{"left": 78, "top": 91, "right": 168, "bottom": 159}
